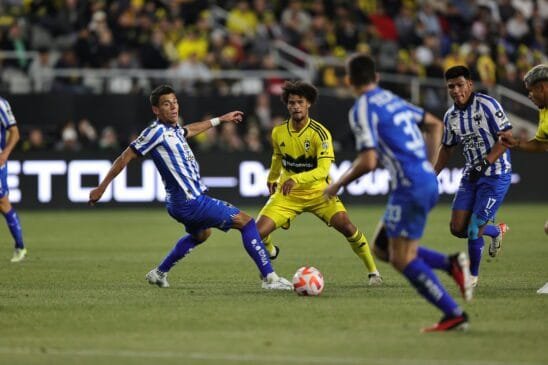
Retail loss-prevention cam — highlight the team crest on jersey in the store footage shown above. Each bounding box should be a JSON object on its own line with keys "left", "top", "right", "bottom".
{"left": 304, "top": 139, "right": 311, "bottom": 151}
{"left": 495, "top": 110, "right": 504, "bottom": 119}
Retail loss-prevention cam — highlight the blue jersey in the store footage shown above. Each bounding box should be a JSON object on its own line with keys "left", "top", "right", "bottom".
{"left": 349, "top": 87, "right": 434, "bottom": 190}
{"left": 130, "top": 120, "right": 207, "bottom": 201}
{"left": 442, "top": 92, "right": 512, "bottom": 176}
{"left": 0, "top": 97, "right": 17, "bottom": 151}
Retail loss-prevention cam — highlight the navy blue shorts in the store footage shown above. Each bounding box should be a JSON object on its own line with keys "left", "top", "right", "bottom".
{"left": 384, "top": 176, "right": 439, "bottom": 240}
{"left": 452, "top": 174, "right": 511, "bottom": 223}
{"left": 166, "top": 194, "right": 240, "bottom": 235}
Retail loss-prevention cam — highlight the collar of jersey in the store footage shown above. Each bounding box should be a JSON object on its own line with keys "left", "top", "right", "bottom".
{"left": 156, "top": 119, "right": 180, "bottom": 130}
{"left": 453, "top": 92, "right": 476, "bottom": 111}
{"left": 288, "top": 117, "right": 310, "bottom": 135}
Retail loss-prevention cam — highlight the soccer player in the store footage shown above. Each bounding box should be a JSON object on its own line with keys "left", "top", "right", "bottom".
{"left": 88, "top": 85, "right": 292, "bottom": 290}
{"left": 325, "top": 54, "right": 472, "bottom": 332}
{"left": 435, "top": 65, "right": 511, "bottom": 288}
{"left": 0, "top": 97, "right": 26, "bottom": 262}
{"left": 256, "top": 81, "right": 382, "bottom": 286}
{"left": 498, "top": 64, "right": 548, "bottom": 152}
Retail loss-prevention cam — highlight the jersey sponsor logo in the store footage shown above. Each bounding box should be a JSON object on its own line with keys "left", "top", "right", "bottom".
{"left": 281, "top": 154, "right": 317, "bottom": 173}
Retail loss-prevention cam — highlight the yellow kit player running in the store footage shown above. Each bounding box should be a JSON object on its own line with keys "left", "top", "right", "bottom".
{"left": 256, "top": 81, "right": 382, "bottom": 285}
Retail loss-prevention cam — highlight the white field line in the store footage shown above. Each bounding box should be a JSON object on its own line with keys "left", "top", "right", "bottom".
{"left": 0, "top": 347, "right": 540, "bottom": 365}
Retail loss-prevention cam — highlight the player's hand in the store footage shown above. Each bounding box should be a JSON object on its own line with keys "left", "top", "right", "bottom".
{"left": 88, "top": 187, "right": 105, "bottom": 206}
{"left": 281, "top": 179, "right": 295, "bottom": 195}
{"left": 219, "top": 111, "right": 244, "bottom": 124}
{"left": 468, "top": 158, "right": 490, "bottom": 182}
{"left": 497, "top": 130, "right": 518, "bottom": 148}
{"left": 267, "top": 182, "right": 278, "bottom": 195}
{"left": 324, "top": 183, "right": 341, "bottom": 199}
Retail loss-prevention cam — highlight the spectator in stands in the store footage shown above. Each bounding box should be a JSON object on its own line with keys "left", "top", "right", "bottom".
{"left": 21, "top": 127, "right": 48, "bottom": 152}
{"left": 77, "top": 118, "right": 98, "bottom": 150}
{"left": 218, "top": 122, "right": 244, "bottom": 152}
{"left": 243, "top": 122, "right": 264, "bottom": 153}
{"left": 98, "top": 126, "right": 120, "bottom": 151}
{"left": 55, "top": 120, "right": 81, "bottom": 152}
{"left": 27, "top": 47, "right": 54, "bottom": 92}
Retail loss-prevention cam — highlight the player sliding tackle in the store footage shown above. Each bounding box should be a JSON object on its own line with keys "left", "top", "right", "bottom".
{"left": 325, "top": 54, "right": 473, "bottom": 332}
{"left": 89, "top": 84, "right": 292, "bottom": 290}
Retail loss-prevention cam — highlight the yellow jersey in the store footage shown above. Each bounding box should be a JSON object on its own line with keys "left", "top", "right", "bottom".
{"left": 535, "top": 108, "right": 548, "bottom": 142}
{"left": 267, "top": 118, "right": 334, "bottom": 198}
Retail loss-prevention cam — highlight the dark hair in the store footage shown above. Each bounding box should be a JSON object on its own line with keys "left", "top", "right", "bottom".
{"left": 346, "top": 53, "right": 376, "bottom": 87}
{"left": 444, "top": 65, "right": 471, "bottom": 81}
{"left": 281, "top": 81, "right": 318, "bottom": 105}
{"left": 150, "top": 84, "right": 176, "bottom": 106}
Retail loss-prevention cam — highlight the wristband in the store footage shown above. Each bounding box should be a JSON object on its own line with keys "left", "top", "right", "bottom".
{"left": 210, "top": 117, "right": 221, "bottom": 127}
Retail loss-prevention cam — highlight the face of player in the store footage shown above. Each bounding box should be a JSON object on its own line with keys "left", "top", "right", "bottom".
{"left": 527, "top": 81, "right": 546, "bottom": 109}
{"left": 153, "top": 93, "right": 179, "bottom": 125}
{"left": 446, "top": 76, "right": 473, "bottom": 108}
{"left": 286, "top": 94, "right": 310, "bottom": 123}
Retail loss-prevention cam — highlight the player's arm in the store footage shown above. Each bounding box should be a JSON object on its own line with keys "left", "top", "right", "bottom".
{"left": 0, "top": 125, "right": 20, "bottom": 166}
{"left": 267, "top": 153, "right": 282, "bottom": 195}
{"left": 89, "top": 147, "right": 138, "bottom": 205}
{"left": 434, "top": 144, "right": 455, "bottom": 175}
{"left": 498, "top": 130, "right": 548, "bottom": 152}
{"left": 421, "top": 112, "right": 443, "bottom": 165}
{"left": 292, "top": 158, "right": 331, "bottom": 185}
{"left": 184, "top": 111, "right": 243, "bottom": 138}
{"left": 325, "top": 149, "right": 377, "bottom": 198}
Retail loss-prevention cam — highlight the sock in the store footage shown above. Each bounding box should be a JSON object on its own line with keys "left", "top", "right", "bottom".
{"left": 468, "top": 237, "right": 484, "bottom": 276}
{"left": 347, "top": 230, "right": 378, "bottom": 274}
{"left": 4, "top": 209, "right": 24, "bottom": 249}
{"left": 417, "top": 246, "right": 450, "bottom": 272}
{"left": 262, "top": 234, "right": 276, "bottom": 256}
{"left": 403, "top": 258, "right": 462, "bottom": 317}
{"left": 482, "top": 224, "right": 499, "bottom": 238}
{"left": 241, "top": 219, "right": 274, "bottom": 278}
{"left": 158, "top": 234, "right": 198, "bottom": 273}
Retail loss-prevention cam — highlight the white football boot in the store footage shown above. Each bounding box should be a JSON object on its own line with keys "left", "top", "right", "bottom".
{"left": 145, "top": 268, "right": 170, "bottom": 288}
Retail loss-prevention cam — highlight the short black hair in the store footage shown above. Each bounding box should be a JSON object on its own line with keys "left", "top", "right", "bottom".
{"left": 346, "top": 54, "right": 376, "bottom": 87}
{"left": 444, "top": 65, "right": 471, "bottom": 81}
{"left": 281, "top": 81, "right": 318, "bottom": 105}
{"left": 150, "top": 84, "right": 176, "bottom": 106}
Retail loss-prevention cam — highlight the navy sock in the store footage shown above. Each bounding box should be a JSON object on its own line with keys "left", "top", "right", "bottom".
{"left": 4, "top": 209, "right": 24, "bottom": 249}
{"left": 240, "top": 219, "right": 274, "bottom": 278}
{"left": 158, "top": 234, "right": 198, "bottom": 273}
{"left": 402, "top": 258, "right": 462, "bottom": 317}
{"left": 482, "top": 225, "right": 499, "bottom": 238}
{"left": 468, "top": 237, "right": 484, "bottom": 276}
{"left": 417, "top": 246, "right": 450, "bottom": 271}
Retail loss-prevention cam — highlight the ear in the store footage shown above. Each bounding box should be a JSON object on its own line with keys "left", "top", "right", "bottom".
{"left": 152, "top": 105, "right": 159, "bottom": 116}
{"left": 375, "top": 73, "right": 380, "bottom": 84}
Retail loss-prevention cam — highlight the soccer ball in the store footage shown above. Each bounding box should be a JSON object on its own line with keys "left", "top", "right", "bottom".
{"left": 292, "top": 266, "right": 324, "bottom": 296}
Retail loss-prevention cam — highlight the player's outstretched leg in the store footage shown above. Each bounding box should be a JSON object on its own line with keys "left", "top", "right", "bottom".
{"left": 239, "top": 218, "right": 292, "bottom": 290}
{"left": 4, "top": 208, "right": 26, "bottom": 263}
{"left": 417, "top": 247, "right": 473, "bottom": 301}
{"left": 146, "top": 234, "right": 201, "bottom": 288}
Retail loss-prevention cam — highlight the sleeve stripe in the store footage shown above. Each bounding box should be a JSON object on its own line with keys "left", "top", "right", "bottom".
{"left": 309, "top": 122, "right": 328, "bottom": 141}
{"left": 310, "top": 120, "right": 328, "bottom": 140}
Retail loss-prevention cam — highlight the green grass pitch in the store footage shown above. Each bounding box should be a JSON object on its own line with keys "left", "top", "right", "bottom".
{"left": 0, "top": 203, "right": 547, "bottom": 365}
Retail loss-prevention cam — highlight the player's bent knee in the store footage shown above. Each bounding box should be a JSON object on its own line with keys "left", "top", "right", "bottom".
{"left": 450, "top": 223, "right": 467, "bottom": 238}
{"left": 193, "top": 229, "right": 211, "bottom": 244}
{"left": 232, "top": 211, "right": 252, "bottom": 229}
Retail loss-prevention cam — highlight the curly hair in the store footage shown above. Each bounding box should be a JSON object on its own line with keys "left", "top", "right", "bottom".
{"left": 281, "top": 81, "right": 318, "bottom": 105}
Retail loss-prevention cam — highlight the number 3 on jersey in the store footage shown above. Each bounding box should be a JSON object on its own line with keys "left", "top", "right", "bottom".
{"left": 394, "top": 110, "right": 425, "bottom": 158}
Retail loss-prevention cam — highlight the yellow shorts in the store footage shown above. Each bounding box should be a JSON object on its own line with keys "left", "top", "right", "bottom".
{"left": 258, "top": 192, "right": 347, "bottom": 229}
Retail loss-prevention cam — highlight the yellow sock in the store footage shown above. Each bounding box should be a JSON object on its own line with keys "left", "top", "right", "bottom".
{"left": 263, "top": 234, "right": 276, "bottom": 256}
{"left": 347, "top": 230, "right": 378, "bottom": 274}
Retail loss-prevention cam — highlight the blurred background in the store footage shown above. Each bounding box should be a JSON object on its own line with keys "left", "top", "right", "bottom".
{"left": 0, "top": 0, "right": 546, "bottom": 208}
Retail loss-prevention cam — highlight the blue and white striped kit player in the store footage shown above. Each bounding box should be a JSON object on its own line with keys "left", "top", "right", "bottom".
{"left": 442, "top": 92, "right": 512, "bottom": 178}
{"left": 88, "top": 84, "right": 291, "bottom": 290}
{"left": 0, "top": 97, "right": 26, "bottom": 262}
{"left": 442, "top": 91, "right": 512, "bottom": 283}
{"left": 350, "top": 87, "right": 438, "bottom": 239}
{"left": 349, "top": 86, "right": 469, "bottom": 324}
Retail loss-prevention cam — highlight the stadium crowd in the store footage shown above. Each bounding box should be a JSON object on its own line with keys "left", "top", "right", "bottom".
{"left": 0, "top": 0, "right": 546, "bottom": 151}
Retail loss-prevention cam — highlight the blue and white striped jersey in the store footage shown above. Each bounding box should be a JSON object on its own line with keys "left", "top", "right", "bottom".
{"left": 349, "top": 87, "right": 434, "bottom": 190}
{"left": 130, "top": 120, "right": 207, "bottom": 201}
{"left": 442, "top": 92, "right": 512, "bottom": 176}
{"left": 0, "top": 97, "right": 17, "bottom": 152}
